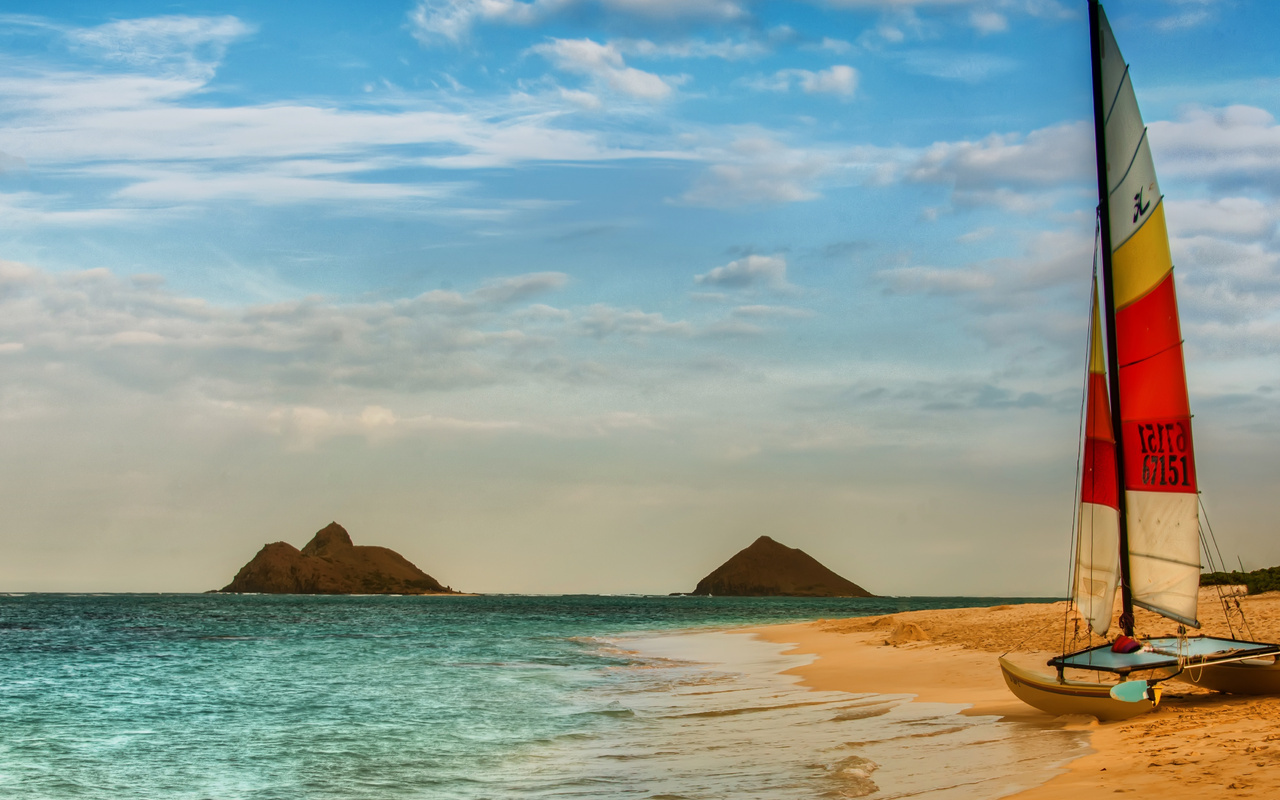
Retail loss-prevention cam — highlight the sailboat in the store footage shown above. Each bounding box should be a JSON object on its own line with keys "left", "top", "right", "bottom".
{"left": 998, "top": 0, "right": 1280, "bottom": 721}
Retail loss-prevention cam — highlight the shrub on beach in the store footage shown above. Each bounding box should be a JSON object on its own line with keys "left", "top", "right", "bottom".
{"left": 1202, "top": 566, "right": 1280, "bottom": 595}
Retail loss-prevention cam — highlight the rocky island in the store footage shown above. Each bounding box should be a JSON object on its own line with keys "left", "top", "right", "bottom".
{"left": 219, "top": 522, "right": 459, "bottom": 594}
{"left": 691, "top": 535, "right": 873, "bottom": 597}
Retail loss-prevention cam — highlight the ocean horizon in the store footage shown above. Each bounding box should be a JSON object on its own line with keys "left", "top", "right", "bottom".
{"left": 1, "top": 594, "right": 1084, "bottom": 799}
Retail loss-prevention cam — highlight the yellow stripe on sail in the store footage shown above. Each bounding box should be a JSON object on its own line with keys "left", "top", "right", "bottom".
{"left": 1112, "top": 201, "right": 1173, "bottom": 309}
{"left": 1089, "top": 287, "right": 1107, "bottom": 374}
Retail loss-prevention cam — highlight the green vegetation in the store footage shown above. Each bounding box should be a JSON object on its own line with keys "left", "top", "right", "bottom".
{"left": 1202, "top": 566, "right": 1280, "bottom": 595}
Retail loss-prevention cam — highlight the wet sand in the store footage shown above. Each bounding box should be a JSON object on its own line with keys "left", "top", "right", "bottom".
{"left": 748, "top": 588, "right": 1280, "bottom": 799}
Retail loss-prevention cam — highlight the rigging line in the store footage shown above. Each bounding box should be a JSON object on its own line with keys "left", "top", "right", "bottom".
{"left": 1201, "top": 494, "right": 1232, "bottom": 580}
{"left": 1197, "top": 500, "right": 1222, "bottom": 575}
{"left": 1200, "top": 495, "right": 1254, "bottom": 641}
{"left": 1086, "top": 213, "right": 1105, "bottom": 649}
{"left": 1196, "top": 522, "right": 1234, "bottom": 639}
{"left": 1065, "top": 212, "right": 1101, "bottom": 656}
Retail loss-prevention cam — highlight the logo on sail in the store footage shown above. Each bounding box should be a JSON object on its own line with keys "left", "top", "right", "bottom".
{"left": 1132, "top": 186, "right": 1151, "bottom": 223}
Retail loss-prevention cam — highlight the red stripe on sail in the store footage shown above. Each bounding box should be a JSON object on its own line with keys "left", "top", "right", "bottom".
{"left": 1082, "top": 365, "right": 1118, "bottom": 508}
{"left": 1116, "top": 273, "right": 1182, "bottom": 367}
{"left": 1119, "top": 336, "right": 1191, "bottom": 420}
{"left": 1115, "top": 271, "right": 1197, "bottom": 494}
{"left": 1082, "top": 437, "right": 1118, "bottom": 508}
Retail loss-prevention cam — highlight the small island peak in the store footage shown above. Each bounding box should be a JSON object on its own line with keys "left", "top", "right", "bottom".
{"left": 219, "top": 522, "right": 458, "bottom": 595}
{"left": 301, "top": 521, "right": 355, "bottom": 556}
{"left": 692, "top": 535, "right": 872, "bottom": 597}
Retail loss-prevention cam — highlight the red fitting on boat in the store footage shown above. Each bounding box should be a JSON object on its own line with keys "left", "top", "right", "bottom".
{"left": 1111, "top": 635, "right": 1142, "bottom": 654}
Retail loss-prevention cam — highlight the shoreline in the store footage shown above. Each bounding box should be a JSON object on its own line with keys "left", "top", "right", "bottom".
{"left": 743, "top": 589, "right": 1280, "bottom": 799}
{"left": 621, "top": 625, "right": 1085, "bottom": 799}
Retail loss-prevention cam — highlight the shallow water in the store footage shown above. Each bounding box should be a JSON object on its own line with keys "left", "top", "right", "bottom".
{"left": 0, "top": 594, "right": 1083, "bottom": 799}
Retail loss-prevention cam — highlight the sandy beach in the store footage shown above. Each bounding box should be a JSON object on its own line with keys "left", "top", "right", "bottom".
{"left": 750, "top": 588, "right": 1280, "bottom": 799}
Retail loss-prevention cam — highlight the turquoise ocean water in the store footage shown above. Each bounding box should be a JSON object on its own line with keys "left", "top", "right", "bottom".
{"left": 0, "top": 595, "right": 1086, "bottom": 799}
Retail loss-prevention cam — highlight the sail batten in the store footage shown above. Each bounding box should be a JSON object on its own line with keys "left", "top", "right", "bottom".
{"left": 1102, "top": 66, "right": 1129, "bottom": 126}
{"left": 1096, "top": 5, "right": 1201, "bottom": 630}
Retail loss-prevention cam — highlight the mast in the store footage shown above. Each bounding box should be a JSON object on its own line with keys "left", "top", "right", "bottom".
{"left": 1088, "top": 0, "right": 1134, "bottom": 636}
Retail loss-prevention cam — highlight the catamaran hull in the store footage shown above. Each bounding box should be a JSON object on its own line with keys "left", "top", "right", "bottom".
{"left": 999, "top": 657, "right": 1157, "bottom": 721}
{"left": 1175, "top": 658, "right": 1280, "bottom": 695}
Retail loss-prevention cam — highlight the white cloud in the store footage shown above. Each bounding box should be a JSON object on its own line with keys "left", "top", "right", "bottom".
{"left": 558, "top": 87, "right": 603, "bottom": 109}
{"left": 0, "top": 191, "right": 162, "bottom": 226}
{"left": 704, "top": 318, "right": 764, "bottom": 337}
{"left": 894, "top": 49, "right": 1018, "bottom": 83}
{"left": 1157, "top": 9, "right": 1213, "bottom": 32}
{"left": 1151, "top": 106, "right": 1280, "bottom": 194}
{"left": 110, "top": 330, "right": 167, "bottom": 345}
{"left": 730, "top": 304, "right": 815, "bottom": 319}
{"left": 473, "top": 272, "right": 569, "bottom": 304}
{"left": 578, "top": 304, "right": 693, "bottom": 338}
{"left": 1174, "top": 234, "right": 1280, "bottom": 326}
{"left": 0, "top": 150, "right": 28, "bottom": 173}
{"left": 599, "top": 0, "right": 745, "bottom": 20}
{"left": 0, "top": 57, "right": 696, "bottom": 214}
{"left": 678, "top": 137, "right": 831, "bottom": 207}
{"left": 877, "top": 229, "right": 1094, "bottom": 300}
{"left": 0, "top": 262, "right": 574, "bottom": 394}
{"left": 0, "top": 261, "right": 768, "bottom": 422}
{"left": 1165, "top": 197, "right": 1278, "bottom": 241}
{"left": 810, "top": 37, "right": 853, "bottom": 54}
{"left": 1, "top": 71, "right": 206, "bottom": 112}
{"left": 968, "top": 10, "right": 1008, "bottom": 34}
{"left": 877, "top": 265, "right": 995, "bottom": 295}
{"left": 110, "top": 169, "right": 458, "bottom": 205}
{"left": 408, "top": 0, "right": 553, "bottom": 44}
{"left": 260, "top": 403, "right": 527, "bottom": 449}
{"left": 951, "top": 187, "right": 1052, "bottom": 214}
{"left": 695, "top": 254, "right": 794, "bottom": 292}
{"left": 531, "top": 38, "right": 677, "bottom": 101}
{"left": 824, "top": 0, "right": 1069, "bottom": 14}
{"left": 824, "top": 0, "right": 990, "bottom": 5}
{"left": 614, "top": 37, "right": 769, "bottom": 61}
{"left": 0, "top": 259, "right": 39, "bottom": 287}
{"left": 956, "top": 226, "right": 996, "bottom": 243}
{"left": 3, "top": 89, "right": 640, "bottom": 166}
{"left": 408, "top": 0, "right": 745, "bottom": 45}
{"left": 831, "top": 0, "right": 1070, "bottom": 41}
{"left": 803, "top": 65, "right": 858, "bottom": 96}
{"left": 66, "top": 15, "right": 254, "bottom": 77}
{"left": 907, "top": 121, "right": 1093, "bottom": 198}
{"left": 674, "top": 131, "right": 907, "bottom": 209}
{"left": 759, "top": 65, "right": 859, "bottom": 97}
{"left": 873, "top": 226, "right": 1105, "bottom": 361}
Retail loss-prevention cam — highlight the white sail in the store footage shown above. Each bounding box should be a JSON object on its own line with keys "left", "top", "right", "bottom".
{"left": 1075, "top": 503, "right": 1120, "bottom": 635}
{"left": 1073, "top": 284, "right": 1120, "bottom": 636}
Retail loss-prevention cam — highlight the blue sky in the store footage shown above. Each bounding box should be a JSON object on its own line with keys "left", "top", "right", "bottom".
{"left": 2, "top": 0, "right": 1279, "bottom": 594}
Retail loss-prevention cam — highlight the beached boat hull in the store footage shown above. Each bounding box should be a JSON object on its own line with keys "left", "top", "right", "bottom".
{"left": 999, "top": 657, "right": 1158, "bottom": 722}
{"left": 1175, "top": 657, "right": 1280, "bottom": 695}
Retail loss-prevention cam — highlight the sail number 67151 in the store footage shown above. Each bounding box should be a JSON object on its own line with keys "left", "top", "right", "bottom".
{"left": 1134, "top": 421, "right": 1190, "bottom": 488}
